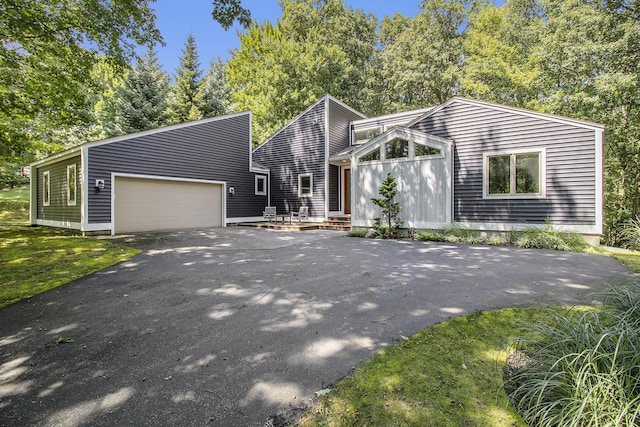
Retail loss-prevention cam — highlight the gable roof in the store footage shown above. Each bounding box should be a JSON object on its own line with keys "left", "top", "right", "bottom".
{"left": 31, "top": 111, "right": 252, "bottom": 167}
{"left": 252, "top": 94, "right": 366, "bottom": 152}
{"left": 408, "top": 97, "right": 604, "bottom": 131}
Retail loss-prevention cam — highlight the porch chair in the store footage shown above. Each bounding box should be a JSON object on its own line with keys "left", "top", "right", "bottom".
{"left": 291, "top": 206, "right": 309, "bottom": 222}
{"left": 263, "top": 206, "right": 276, "bottom": 222}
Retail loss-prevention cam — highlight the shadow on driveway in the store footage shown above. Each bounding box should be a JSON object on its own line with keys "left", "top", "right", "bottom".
{"left": 0, "top": 228, "right": 634, "bottom": 426}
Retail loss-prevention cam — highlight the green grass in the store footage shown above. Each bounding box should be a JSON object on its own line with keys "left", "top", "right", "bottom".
{"left": 0, "top": 190, "right": 141, "bottom": 308}
{"left": 297, "top": 308, "right": 548, "bottom": 427}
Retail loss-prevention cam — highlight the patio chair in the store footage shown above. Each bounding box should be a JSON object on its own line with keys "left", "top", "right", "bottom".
{"left": 291, "top": 206, "right": 308, "bottom": 222}
{"left": 263, "top": 206, "right": 276, "bottom": 222}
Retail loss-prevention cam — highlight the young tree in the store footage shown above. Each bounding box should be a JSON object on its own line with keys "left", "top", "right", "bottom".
{"left": 371, "top": 173, "right": 404, "bottom": 239}
{"left": 199, "top": 58, "right": 232, "bottom": 117}
{"left": 169, "top": 34, "right": 204, "bottom": 123}
{"left": 116, "top": 47, "right": 172, "bottom": 134}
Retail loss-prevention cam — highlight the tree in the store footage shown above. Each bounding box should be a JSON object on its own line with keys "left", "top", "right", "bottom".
{"left": 371, "top": 173, "right": 404, "bottom": 239}
{"left": 227, "top": 0, "right": 377, "bottom": 143}
{"left": 169, "top": 34, "right": 204, "bottom": 123}
{"left": 211, "top": 0, "right": 251, "bottom": 30}
{"left": 371, "top": 0, "right": 472, "bottom": 113}
{"left": 0, "top": 0, "right": 162, "bottom": 184}
{"left": 199, "top": 57, "right": 232, "bottom": 117}
{"left": 116, "top": 47, "right": 171, "bottom": 134}
{"left": 461, "top": 0, "right": 543, "bottom": 108}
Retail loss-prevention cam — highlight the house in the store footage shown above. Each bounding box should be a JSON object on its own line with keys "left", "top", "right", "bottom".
{"left": 30, "top": 112, "right": 267, "bottom": 234}
{"left": 253, "top": 96, "right": 604, "bottom": 243}
{"left": 31, "top": 96, "right": 604, "bottom": 243}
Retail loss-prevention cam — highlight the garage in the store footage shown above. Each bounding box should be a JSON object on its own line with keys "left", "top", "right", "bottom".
{"left": 113, "top": 176, "right": 224, "bottom": 233}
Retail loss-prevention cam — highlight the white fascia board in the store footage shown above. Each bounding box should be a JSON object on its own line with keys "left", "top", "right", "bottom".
{"left": 31, "top": 147, "right": 81, "bottom": 167}
{"left": 352, "top": 107, "right": 432, "bottom": 127}
{"left": 595, "top": 128, "right": 604, "bottom": 234}
{"left": 81, "top": 145, "right": 90, "bottom": 232}
{"left": 326, "top": 94, "right": 367, "bottom": 120}
{"left": 324, "top": 97, "right": 330, "bottom": 219}
{"left": 29, "top": 165, "right": 37, "bottom": 225}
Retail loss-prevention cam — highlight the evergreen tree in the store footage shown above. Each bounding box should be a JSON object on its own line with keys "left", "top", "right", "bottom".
{"left": 199, "top": 57, "right": 232, "bottom": 117}
{"left": 169, "top": 34, "right": 204, "bottom": 123}
{"left": 371, "top": 173, "right": 404, "bottom": 239}
{"left": 116, "top": 47, "right": 171, "bottom": 133}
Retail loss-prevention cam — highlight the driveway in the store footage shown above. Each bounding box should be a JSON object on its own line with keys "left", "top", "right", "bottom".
{"left": 0, "top": 228, "right": 634, "bottom": 426}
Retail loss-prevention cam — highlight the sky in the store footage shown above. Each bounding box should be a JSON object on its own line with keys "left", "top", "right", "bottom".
{"left": 150, "top": 0, "right": 425, "bottom": 77}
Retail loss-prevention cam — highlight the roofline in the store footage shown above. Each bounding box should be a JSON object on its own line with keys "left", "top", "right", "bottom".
{"left": 350, "top": 126, "right": 454, "bottom": 158}
{"left": 407, "top": 96, "right": 605, "bottom": 131}
{"left": 352, "top": 107, "right": 432, "bottom": 126}
{"left": 325, "top": 94, "right": 367, "bottom": 120}
{"left": 31, "top": 111, "right": 253, "bottom": 167}
{"left": 252, "top": 94, "right": 366, "bottom": 153}
{"left": 85, "top": 111, "right": 252, "bottom": 150}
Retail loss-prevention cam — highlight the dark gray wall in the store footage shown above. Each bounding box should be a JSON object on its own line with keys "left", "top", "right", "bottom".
{"left": 252, "top": 100, "right": 326, "bottom": 218}
{"left": 36, "top": 155, "right": 81, "bottom": 223}
{"left": 410, "top": 100, "right": 597, "bottom": 225}
{"left": 327, "top": 98, "right": 365, "bottom": 211}
{"left": 87, "top": 113, "right": 265, "bottom": 223}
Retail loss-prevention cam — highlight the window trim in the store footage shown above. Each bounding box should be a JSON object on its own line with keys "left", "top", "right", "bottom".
{"left": 483, "top": 148, "right": 546, "bottom": 199}
{"left": 255, "top": 175, "right": 267, "bottom": 196}
{"left": 298, "top": 173, "right": 313, "bottom": 197}
{"left": 43, "top": 171, "right": 50, "bottom": 207}
{"left": 67, "top": 164, "right": 77, "bottom": 206}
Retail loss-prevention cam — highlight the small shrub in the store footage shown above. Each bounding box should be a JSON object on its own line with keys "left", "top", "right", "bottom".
{"left": 347, "top": 227, "right": 368, "bottom": 238}
{"left": 619, "top": 217, "right": 640, "bottom": 251}
{"left": 513, "top": 223, "right": 589, "bottom": 252}
{"left": 415, "top": 229, "right": 446, "bottom": 242}
{"left": 488, "top": 236, "right": 505, "bottom": 246}
{"left": 371, "top": 173, "right": 403, "bottom": 239}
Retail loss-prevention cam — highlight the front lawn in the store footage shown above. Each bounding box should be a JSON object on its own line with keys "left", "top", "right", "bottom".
{"left": 0, "top": 188, "right": 141, "bottom": 308}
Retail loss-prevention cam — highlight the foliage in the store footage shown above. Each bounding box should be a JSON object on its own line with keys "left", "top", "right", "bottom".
{"left": 513, "top": 224, "right": 589, "bottom": 252}
{"left": 199, "top": 57, "right": 232, "bottom": 117}
{"left": 619, "top": 217, "right": 640, "bottom": 251}
{"left": 506, "top": 285, "right": 640, "bottom": 426}
{"left": 296, "top": 308, "right": 539, "bottom": 426}
{"left": 115, "top": 47, "right": 172, "bottom": 133}
{"left": 169, "top": 34, "right": 204, "bottom": 123}
{"left": 346, "top": 227, "right": 367, "bottom": 238}
{"left": 0, "top": 0, "right": 162, "bottom": 183}
{"left": 227, "top": 0, "right": 377, "bottom": 143}
{"left": 211, "top": 0, "right": 252, "bottom": 30}
{"left": 371, "top": 173, "right": 403, "bottom": 239}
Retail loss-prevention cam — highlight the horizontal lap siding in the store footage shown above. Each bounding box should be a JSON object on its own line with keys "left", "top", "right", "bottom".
{"left": 87, "top": 113, "right": 265, "bottom": 223}
{"left": 328, "top": 99, "right": 365, "bottom": 211}
{"left": 253, "top": 101, "right": 326, "bottom": 218}
{"left": 411, "top": 102, "right": 597, "bottom": 225}
{"left": 36, "top": 156, "right": 81, "bottom": 223}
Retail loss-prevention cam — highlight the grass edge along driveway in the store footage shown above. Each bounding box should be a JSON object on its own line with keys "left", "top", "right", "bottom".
{"left": 0, "top": 224, "right": 141, "bottom": 308}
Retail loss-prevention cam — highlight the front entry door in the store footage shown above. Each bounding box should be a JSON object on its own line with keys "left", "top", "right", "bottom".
{"left": 343, "top": 168, "right": 351, "bottom": 214}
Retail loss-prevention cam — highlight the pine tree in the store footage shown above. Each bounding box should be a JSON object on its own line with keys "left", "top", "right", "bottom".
{"left": 116, "top": 47, "right": 171, "bottom": 133}
{"left": 199, "top": 57, "right": 232, "bottom": 118}
{"left": 169, "top": 34, "right": 204, "bottom": 123}
{"left": 371, "top": 173, "right": 404, "bottom": 239}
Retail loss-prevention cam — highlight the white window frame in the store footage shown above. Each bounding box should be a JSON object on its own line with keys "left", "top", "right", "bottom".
{"left": 255, "top": 175, "right": 267, "bottom": 196}
{"left": 43, "top": 171, "right": 50, "bottom": 206}
{"left": 67, "top": 164, "right": 77, "bottom": 206}
{"left": 298, "top": 173, "right": 313, "bottom": 197}
{"left": 483, "top": 148, "right": 546, "bottom": 199}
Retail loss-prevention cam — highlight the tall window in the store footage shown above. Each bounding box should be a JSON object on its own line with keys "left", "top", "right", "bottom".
{"left": 43, "top": 171, "right": 50, "bottom": 206}
{"left": 298, "top": 173, "right": 312, "bottom": 197}
{"left": 486, "top": 151, "right": 542, "bottom": 197}
{"left": 255, "top": 175, "right": 267, "bottom": 196}
{"left": 67, "top": 164, "right": 77, "bottom": 206}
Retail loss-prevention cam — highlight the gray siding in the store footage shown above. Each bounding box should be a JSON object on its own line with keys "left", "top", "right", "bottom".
{"left": 252, "top": 100, "right": 326, "bottom": 218}
{"left": 327, "top": 98, "right": 365, "bottom": 211}
{"left": 410, "top": 100, "right": 597, "bottom": 225}
{"left": 87, "top": 113, "right": 265, "bottom": 223}
{"left": 36, "top": 155, "right": 81, "bottom": 223}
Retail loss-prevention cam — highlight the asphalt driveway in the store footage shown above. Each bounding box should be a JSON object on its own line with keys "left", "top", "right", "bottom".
{"left": 0, "top": 228, "right": 634, "bottom": 426}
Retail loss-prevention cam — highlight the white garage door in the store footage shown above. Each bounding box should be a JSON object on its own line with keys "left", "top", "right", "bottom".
{"left": 114, "top": 177, "right": 223, "bottom": 233}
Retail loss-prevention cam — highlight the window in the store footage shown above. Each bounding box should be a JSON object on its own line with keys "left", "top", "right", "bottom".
{"left": 298, "top": 174, "right": 312, "bottom": 197}
{"left": 43, "top": 171, "right": 50, "bottom": 206}
{"left": 353, "top": 126, "right": 382, "bottom": 144}
{"left": 486, "top": 151, "right": 543, "bottom": 197}
{"left": 358, "top": 147, "right": 380, "bottom": 163}
{"left": 67, "top": 164, "right": 77, "bottom": 206}
{"left": 385, "top": 137, "right": 409, "bottom": 159}
{"left": 255, "top": 175, "right": 267, "bottom": 196}
{"left": 414, "top": 142, "right": 441, "bottom": 157}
